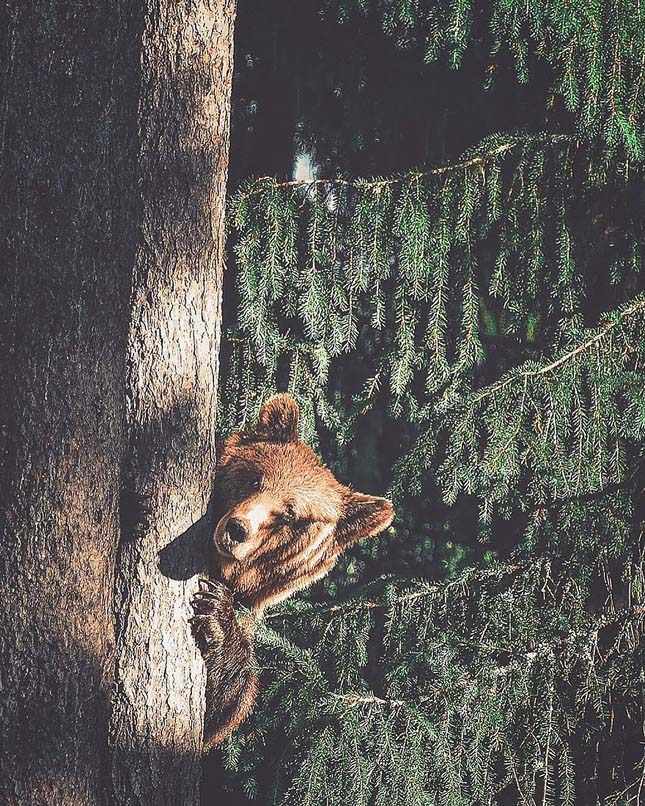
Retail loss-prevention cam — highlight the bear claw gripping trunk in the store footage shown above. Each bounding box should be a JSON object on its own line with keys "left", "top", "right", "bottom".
{"left": 191, "top": 579, "right": 259, "bottom": 749}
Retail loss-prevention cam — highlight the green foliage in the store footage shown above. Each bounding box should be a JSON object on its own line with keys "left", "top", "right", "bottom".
{"left": 219, "top": 8, "right": 645, "bottom": 803}
{"left": 221, "top": 558, "right": 644, "bottom": 805}
{"left": 224, "top": 133, "right": 643, "bottom": 472}
{"left": 441, "top": 297, "right": 645, "bottom": 525}
{"left": 322, "top": 0, "right": 645, "bottom": 160}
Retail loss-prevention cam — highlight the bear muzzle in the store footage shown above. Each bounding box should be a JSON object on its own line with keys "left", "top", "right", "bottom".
{"left": 226, "top": 517, "right": 249, "bottom": 544}
{"left": 214, "top": 512, "right": 257, "bottom": 558}
{"left": 214, "top": 517, "right": 246, "bottom": 557}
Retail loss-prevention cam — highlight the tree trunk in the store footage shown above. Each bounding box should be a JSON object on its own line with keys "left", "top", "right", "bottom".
{"left": 0, "top": 3, "right": 139, "bottom": 805}
{"left": 109, "top": 3, "right": 236, "bottom": 805}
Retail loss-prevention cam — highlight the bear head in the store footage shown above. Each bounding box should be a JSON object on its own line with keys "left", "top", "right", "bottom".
{"left": 213, "top": 394, "right": 394, "bottom": 615}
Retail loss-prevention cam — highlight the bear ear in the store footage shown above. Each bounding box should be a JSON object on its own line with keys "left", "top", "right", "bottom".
{"left": 336, "top": 491, "right": 394, "bottom": 549}
{"left": 253, "top": 394, "right": 300, "bottom": 443}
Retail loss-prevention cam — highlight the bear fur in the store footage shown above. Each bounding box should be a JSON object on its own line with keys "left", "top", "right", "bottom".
{"left": 190, "top": 394, "right": 394, "bottom": 748}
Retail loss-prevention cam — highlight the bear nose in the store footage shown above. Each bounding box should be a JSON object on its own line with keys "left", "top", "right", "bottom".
{"left": 225, "top": 517, "right": 249, "bottom": 544}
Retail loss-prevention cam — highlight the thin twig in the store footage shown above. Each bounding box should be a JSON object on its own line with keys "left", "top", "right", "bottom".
{"left": 235, "top": 135, "right": 574, "bottom": 203}
{"left": 473, "top": 297, "right": 645, "bottom": 406}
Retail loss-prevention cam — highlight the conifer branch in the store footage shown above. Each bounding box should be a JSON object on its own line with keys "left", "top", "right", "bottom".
{"left": 266, "top": 563, "right": 527, "bottom": 621}
{"left": 472, "top": 297, "right": 645, "bottom": 406}
{"left": 243, "top": 134, "right": 573, "bottom": 197}
{"left": 324, "top": 0, "right": 645, "bottom": 159}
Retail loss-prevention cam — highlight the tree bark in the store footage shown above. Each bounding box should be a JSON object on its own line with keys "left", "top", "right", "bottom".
{"left": 109, "top": 3, "right": 236, "bottom": 805}
{"left": 0, "top": 3, "right": 139, "bottom": 805}
{"left": 1, "top": 2, "right": 235, "bottom": 803}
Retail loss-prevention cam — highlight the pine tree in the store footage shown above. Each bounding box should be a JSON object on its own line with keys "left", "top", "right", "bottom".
{"left": 216, "top": 3, "right": 645, "bottom": 803}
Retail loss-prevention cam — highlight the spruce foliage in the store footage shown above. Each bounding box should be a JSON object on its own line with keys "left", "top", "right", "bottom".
{"left": 323, "top": 0, "right": 645, "bottom": 159}
{"left": 218, "top": 4, "right": 645, "bottom": 804}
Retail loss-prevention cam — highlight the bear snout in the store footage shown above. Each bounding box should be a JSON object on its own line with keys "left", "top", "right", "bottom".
{"left": 225, "top": 516, "right": 249, "bottom": 544}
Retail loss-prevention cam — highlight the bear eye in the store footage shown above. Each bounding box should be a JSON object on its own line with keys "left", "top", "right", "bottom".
{"left": 283, "top": 503, "right": 296, "bottom": 522}
{"left": 250, "top": 475, "right": 262, "bottom": 491}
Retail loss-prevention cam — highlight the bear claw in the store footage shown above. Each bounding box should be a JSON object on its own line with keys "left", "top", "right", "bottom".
{"left": 190, "top": 579, "right": 235, "bottom": 652}
{"left": 198, "top": 577, "right": 230, "bottom": 595}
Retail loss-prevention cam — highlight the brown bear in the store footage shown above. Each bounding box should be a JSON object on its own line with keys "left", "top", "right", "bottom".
{"left": 190, "top": 394, "right": 394, "bottom": 748}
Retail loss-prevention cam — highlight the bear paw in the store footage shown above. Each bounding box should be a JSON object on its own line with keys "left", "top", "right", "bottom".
{"left": 190, "top": 578, "right": 235, "bottom": 653}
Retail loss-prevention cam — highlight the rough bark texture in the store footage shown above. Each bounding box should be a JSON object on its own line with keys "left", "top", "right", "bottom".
{"left": 0, "top": 3, "right": 139, "bottom": 805}
{"left": 109, "top": 3, "right": 236, "bottom": 805}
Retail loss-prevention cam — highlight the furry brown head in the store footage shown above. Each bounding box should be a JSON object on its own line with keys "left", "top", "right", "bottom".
{"left": 213, "top": 394, "right": 394, "bottom": 615}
